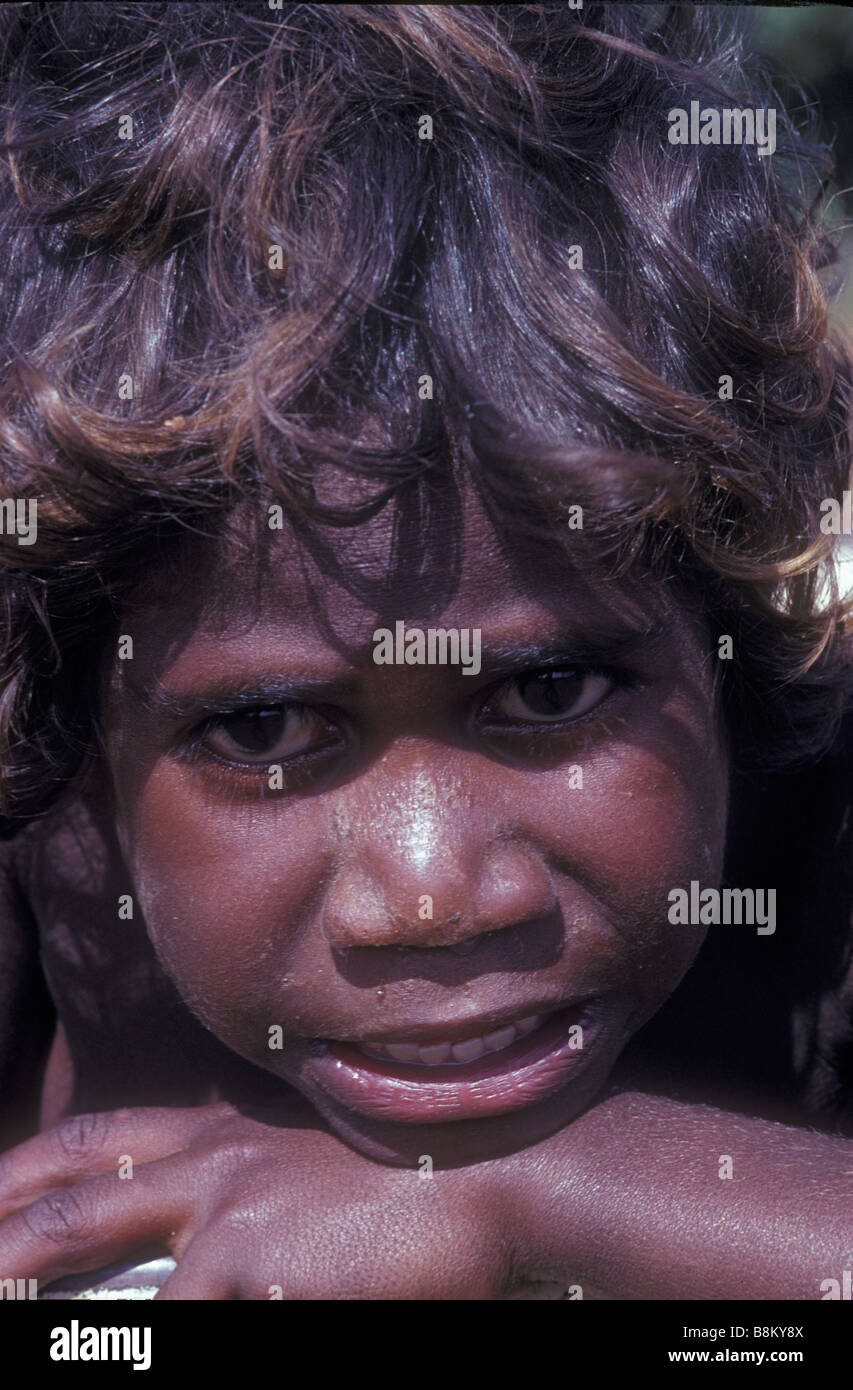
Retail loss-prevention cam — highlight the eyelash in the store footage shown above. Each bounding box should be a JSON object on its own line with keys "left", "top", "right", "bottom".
{"left": 177, "top": 663, "right": 638, "bottom": 785}
{"left": 181, "top": 705, "right": 343, "bottom": 773}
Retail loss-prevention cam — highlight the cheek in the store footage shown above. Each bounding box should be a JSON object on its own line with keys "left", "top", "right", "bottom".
{"left": 113, "top": 768, "right": 328, "bottom": 1022}
{"left": 576, "top": 749, "right": 726, "bottom": 916}
{"left": 543, "top": 732, "right": 728, "bottom": 1007}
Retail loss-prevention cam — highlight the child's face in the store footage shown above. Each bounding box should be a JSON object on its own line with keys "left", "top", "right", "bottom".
{"left": 102, "top": 485, "right": 728, "bottom": 1165}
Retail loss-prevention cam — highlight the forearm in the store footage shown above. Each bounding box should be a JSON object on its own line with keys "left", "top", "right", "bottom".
{"left": 497, "top": 1091, "right": 853, "bottom": 1300}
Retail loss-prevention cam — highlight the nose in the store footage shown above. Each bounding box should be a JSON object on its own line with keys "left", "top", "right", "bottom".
{"left": 320, "top": 764, "right": 556, "bottom": 949}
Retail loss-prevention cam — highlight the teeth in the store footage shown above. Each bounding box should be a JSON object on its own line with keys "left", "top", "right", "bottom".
{"left": 358, "top": 1013, "right": 544, "bottom": 1066}
{"left": 384, "top": 1043, "right": 421, "bottom": 1063}
{"left": 482, "top": 1024, "right": 516, "bottom": 1053}
{"left": 451, "top": 1036, "right": 485, "bottom": 1063}
{"left": 418, "top": 1042, "right": 452, "bottom": 1064}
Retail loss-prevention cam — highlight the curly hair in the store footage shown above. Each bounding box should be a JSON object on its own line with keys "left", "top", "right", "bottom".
{"left": 0, "top": 1, "right": 850, "bottom": 834}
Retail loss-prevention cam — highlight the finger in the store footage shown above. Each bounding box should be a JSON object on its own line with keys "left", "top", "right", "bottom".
{"left": 0, "top": 1103, "right": 235, "bottom": 1218}
{"left": 0, "top": 1152, "right": 191, "bottom": 1288}
{"left": 155, "top": 1242, "right": 234, "bottom": 1300}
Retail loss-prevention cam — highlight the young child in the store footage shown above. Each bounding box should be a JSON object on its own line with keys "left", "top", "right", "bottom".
{"left": 0, "top": 1, "right": 850, "bottom": 1300}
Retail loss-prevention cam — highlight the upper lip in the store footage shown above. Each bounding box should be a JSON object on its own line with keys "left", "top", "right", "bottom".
{"left": 329, "top": 996, "right": 595, "bottom": 1047}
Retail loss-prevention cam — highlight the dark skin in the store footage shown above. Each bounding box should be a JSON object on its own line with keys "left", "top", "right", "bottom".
{"left": 0, "top": 487, "right": 850, "bottom": 1298}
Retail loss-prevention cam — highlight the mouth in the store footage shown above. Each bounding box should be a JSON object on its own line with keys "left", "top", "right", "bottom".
{"left": 357, "top": 1011, "right": 545, "bottom": 1066}
{"left": 302, "top": 997, "right": 605, "bottom": 1123}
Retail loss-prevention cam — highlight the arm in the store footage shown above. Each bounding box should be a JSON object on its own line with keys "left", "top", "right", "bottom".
{"left": 500, "top": 1089, "right": 853, "bottom": 1300}
{"left": 0, "top": 1085, "right": 848, "bottom": 1299}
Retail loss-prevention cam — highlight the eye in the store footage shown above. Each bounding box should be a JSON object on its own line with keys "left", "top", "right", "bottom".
{"left": 201, "top": 704, "right": 335, "bottom": 763}
{"left": 484, "top": 668, "right": 614, "bottom": 724}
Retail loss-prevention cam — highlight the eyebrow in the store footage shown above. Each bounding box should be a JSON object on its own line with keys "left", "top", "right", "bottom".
{"left": 133, "top": 672, "right": 361, "bottom": 720}
{"left": 132, "top": 616, "right": 665, "bottom": 720}
{"left": 477, "top": 618, "right": 665, "bottom": 675}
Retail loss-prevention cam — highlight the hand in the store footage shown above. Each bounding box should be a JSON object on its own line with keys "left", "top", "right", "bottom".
{"left": 0, "top": 1101, "right": 516, "bottom": 1298}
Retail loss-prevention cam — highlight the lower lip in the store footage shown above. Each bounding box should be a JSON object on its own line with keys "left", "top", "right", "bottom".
{"left": 303, "top": 1000, "right": 602, "bottom": 1123}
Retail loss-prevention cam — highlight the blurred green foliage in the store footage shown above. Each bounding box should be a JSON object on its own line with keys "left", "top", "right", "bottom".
{"left": 753, "top": 4, "right": 853, "bottom": 324}
{"left": 756, "top": 5, "right": 853, "bottom": 200}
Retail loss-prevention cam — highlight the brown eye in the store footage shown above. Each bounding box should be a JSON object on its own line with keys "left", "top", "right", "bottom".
{"left": 203, "top": 705, "right": 331, "bottom": 761}
{"left": 487, "top": 669, "right": 613, "bottom": 723}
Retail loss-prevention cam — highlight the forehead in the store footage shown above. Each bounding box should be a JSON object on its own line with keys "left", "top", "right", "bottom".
{"left": 119, "top": 481, "right": 662, "bottom": 666}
